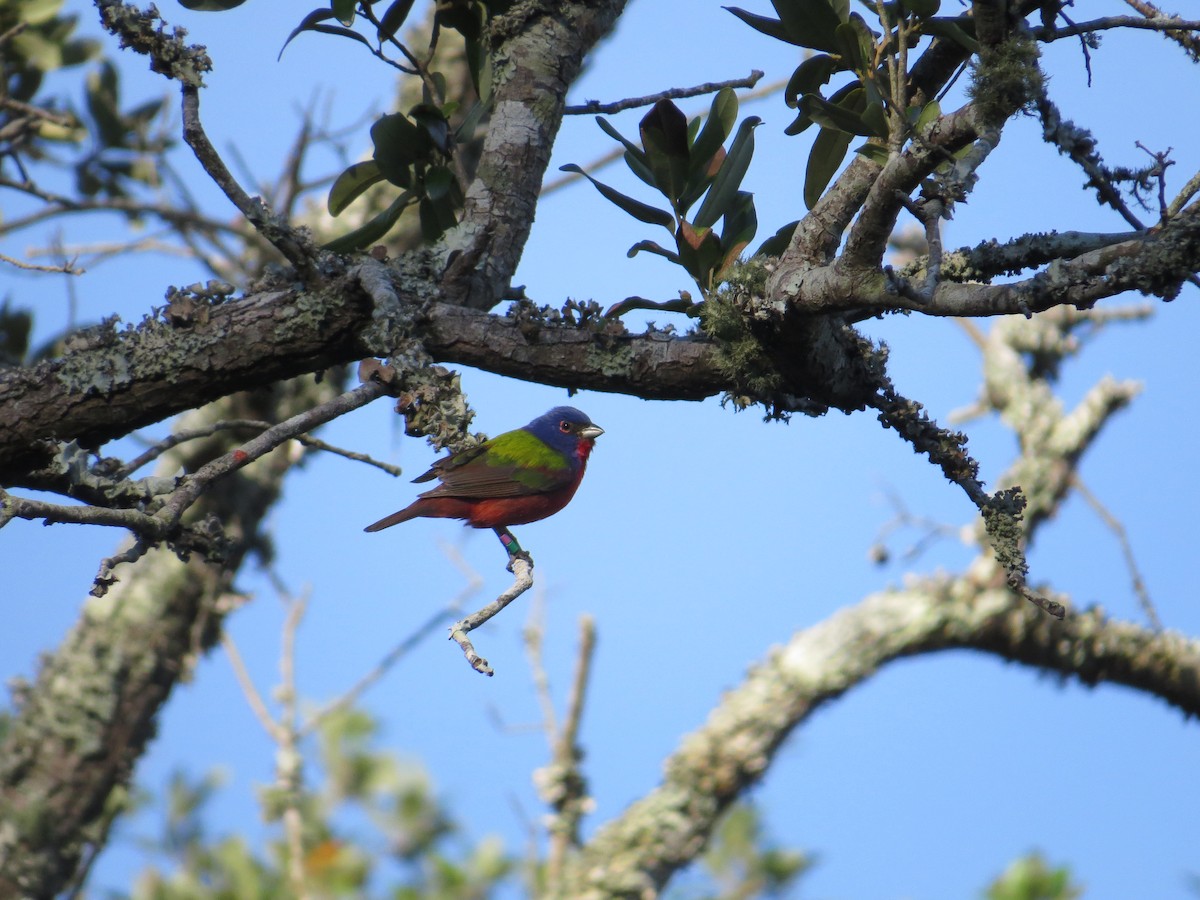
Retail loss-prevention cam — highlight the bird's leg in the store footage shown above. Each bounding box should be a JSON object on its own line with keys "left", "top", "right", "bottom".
{"left": 494, "top": 526, "right": 534, "bottom": 573}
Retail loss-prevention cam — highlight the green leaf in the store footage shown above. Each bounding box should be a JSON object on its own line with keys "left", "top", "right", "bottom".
{"left": 689, "top": 88, "right": 738, "bottom": 176}
{"left": 770, "top": 0, "right": 843, "bottom": 52}
{"left": 418, "top": 193, "right": 459, "bottom": 242}
{"left": 624, "top": 149, "right": 659, "bottom": 190}
{"left": 455, "top": 99, "right": 488, "bottom": 145}
{"left": 558, "top": 164, "right": 675, "bottom": 229}
{"left": 718, "top": 190, "right": 758, "bottom": 274}
{"left": 377, "top": 0, "right": 416, "bottom": 41}
{"left": 332, "top": 0, "right": 356, "bottom": 26}
{"left": 833, "top": 13, "right": 876, "bottom": 73}
{"left": 723, "top": 7, "right": 797, "bottom": 45}
{"left": 17, "top": 0, "right": 64, "bottom": 27}
{"left": 305, "top": 23, "right": 375, "bottom": 51}
{"left": 861, "top": 100, "right": 888, "bottom": 138}
{"left": 178, "top": 0, "right": 249, "bottom": 9}
{"left": 785, "top": 54, "right": 839, "bottom": 108}
{"left": 410, "top": 103, "right": 451, "bottom": 155}
{"left": 370, "top": 113, "right": 424, "bottom": 187}
{"left": 853, "top": 141, "right": 890, "bottom": 165}
{"left": 913, "top": 99, "right": 940, "bottom": 135}
{"left": 424, "top": 165, "right": 455, "bottom": 201}
{"left": 783, "top": 108, "right": 815, "bottom": 136}
{"left": 804, "top": 124, "right": 855, "bottom": 208}
{"left": 465, "top": 34, "right": 493, "bottom": 103}
{"left": 626, "top": 240, "right": 682, "bottom": 264}
{"left": 60, "top": 37, "right": 102, "bottom": 68}
{"left": 901, "top": 0, "right": 940, "bottom": 18}
{"left": 921, "top": 16, "right": 980, "bottom": 53}
{"left": 327, "top": 160, "right": 385, "bottom": 216}
{"left": 86, "top": 63, "right": 126, "bottom": 148}
{"left": 324, "top": 192, "right": 414, "bottom": 252}
{"left": 597, "top": 117, "right": 649, "bottom": 169}
{"left": 676, "top": 220, "right": 725, "bottom": 290}
{"left": 278, "top": 9, "right": 337, "bottom": 59}
{"left": 754, "top": 219, "right": 799, "bottom": 257}
{"left": 678, "top": 88, "right": 738, "bottom": 213}
{"left": 604, "top": 295, "right": 695, "bottom": 318}
{"left": 799, "top": 90, "right": 873, "bottom": 135}
{"left": 639, "top": 100, "right": 691, "bottom": 203}
{"left": 693, "top": 115, "right": 760, "bottom": 229}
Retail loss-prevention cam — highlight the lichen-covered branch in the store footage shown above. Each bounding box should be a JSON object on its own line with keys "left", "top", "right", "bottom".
{"left": 563, "top": 576, "right": 1200, "bottom": 898}
{"left": 439, "top": 0, "right": 630, "bottom": 310}
{"left": 0, "top": 376, "right": 338, "bottom": 898}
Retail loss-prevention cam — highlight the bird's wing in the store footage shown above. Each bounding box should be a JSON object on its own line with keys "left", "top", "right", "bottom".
{"left": 421, "top": 428, "right": 576, "bottom": 499}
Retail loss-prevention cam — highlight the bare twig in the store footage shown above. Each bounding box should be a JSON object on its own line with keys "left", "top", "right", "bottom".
{"left": 565, "top": 70, "right": 764, "bottom": 115}
{"left": 222, "top": 630, "right": 283, "bottom": 741}
{"left": 1071, "top": 474, "right": 1161, "bottom": 630}
{"left": 156, "top": 381, "right": 388, "bottom": 527}
{"left": 0, "top": 252, "right": 83, "bottom": 275}
{"left": 1039, "top": 13, "right": 1200, "bottom": 45}
{"left": 523, "top": 588, "right": 559, "bottom": 736}
{"left": 544, "top": 615, "right": 597, "bottom": 892}
{"left": 303, "top": 544, "right": 481, "bottom": 733}
{"left": 120, "top": 418, "right": 403, "bottom": 479}
{"left": 278, "top": 592, "right": 310, "bottom": 900}
{"left": 1122, "top": 0, "right": 1200, "bottom": 58}
{"left": 449, "top": 553, "right": 534, "bottom": 676}
{"left": 180, "top": 86, "right": 312, "bottom": 271}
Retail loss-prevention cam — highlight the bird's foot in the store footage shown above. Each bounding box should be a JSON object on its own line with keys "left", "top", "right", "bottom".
{"left": 505, "top": 549, "right": 534, "bottom": 574}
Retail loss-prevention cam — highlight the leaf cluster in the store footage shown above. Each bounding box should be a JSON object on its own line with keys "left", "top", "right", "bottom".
{"left": 75, "top": 61, "right": 173, "bottom": 199}
{"left": 563, "top": 88, "right": 762, "bottom": 295}
{"left": 0, "top": 0, "right": 101, "bottom": 107}
{"left": 0, "top": 0, "right": 102, "bottom": 171}
{"left": 183, "top": 0, "right": 500, "bottom": 252}
{"left": 726, "top": 0, "right": 976, "bottom": 206}
{"left": 117, "top": 708, "right": 513, "bottom": 900}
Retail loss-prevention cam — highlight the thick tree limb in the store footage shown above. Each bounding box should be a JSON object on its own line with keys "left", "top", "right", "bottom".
{"left": 0, "top": 286, "right": 725, "bottom": 483}
{"left": 0, "top": 377, "right": 338, "bottom": 898}
{"left": 439, "top": 0, "right": 630, "bottom": 309}
{"left": 564, "top": 576, "right": 1200, "bottom": 897}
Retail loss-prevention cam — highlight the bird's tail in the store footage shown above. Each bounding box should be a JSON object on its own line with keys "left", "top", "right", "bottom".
{"left": 363, "top": 505, "right": 420, "bottom": 532}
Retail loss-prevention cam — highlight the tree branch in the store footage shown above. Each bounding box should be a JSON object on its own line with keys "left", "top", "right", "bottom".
{"left": 566, "top": 578, "right": 1200, "bottom": 897}
{"left": 564, "top": 70, "right": 764, "bottom": 115}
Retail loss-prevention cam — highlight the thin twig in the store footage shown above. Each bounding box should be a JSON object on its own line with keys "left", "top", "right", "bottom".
{"left": 180, "top": 85, "right": 311, "bottom": 271}
{"left": 523, "top": 588, "right": 559, "bottom": 737}
{"left": 278, "top": 592, "right": 310, "bottom": 900}
{"left": 565, "top": 70, "right": 764, "bottom": 115}
{"left": 222, "top": 630, "right": 283, "bottom": 740}
{"left": 156, "top": 381, "right": 388, "bottom": 527}
{"left": 544, "top": 615, "right": 597, "bottom": 892}
{"left": 1039, "top": 14, "right": 1200, "bottom": 43}
{"left": 449, "top": 554, "right": 534, "bottom": 676}
{"left": 1071, "top": 474, "right": 1161, "bottom": 630}
{"left": 0, "top": 252, "right": 83, "bottom": 275}
{"left": 304, "top": 543, "right": 480, "bottom": 732}
{"left": 1122, "top": 0, "right": 1200, "bottom": 58}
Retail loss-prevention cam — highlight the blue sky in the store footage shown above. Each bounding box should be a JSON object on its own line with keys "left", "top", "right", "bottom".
{"left": 4, "top": 1, "right": 1200, "bottom": 896}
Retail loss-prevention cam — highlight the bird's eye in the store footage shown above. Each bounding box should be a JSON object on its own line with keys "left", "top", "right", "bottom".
{"left": 559, "top": 420, "right": 571, "bottom": 433}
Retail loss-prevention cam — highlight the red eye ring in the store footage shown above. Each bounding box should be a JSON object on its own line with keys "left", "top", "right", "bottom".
{"left": 559, "top": 420, "right": 571, "bottom": 432}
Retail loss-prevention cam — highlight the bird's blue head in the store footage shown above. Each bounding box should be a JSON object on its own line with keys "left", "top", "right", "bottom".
{"left": 524, "top": 407, "right": 604, "bottom": 456}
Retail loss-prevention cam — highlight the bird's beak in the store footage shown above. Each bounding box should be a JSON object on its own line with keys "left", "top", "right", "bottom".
{"left": 580, "top": 424, "right": 604, "bottom": 440}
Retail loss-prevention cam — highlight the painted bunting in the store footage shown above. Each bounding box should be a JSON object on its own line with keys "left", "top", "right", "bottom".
{"left": 364, "top": 406, "right": 604, "bottom": 532}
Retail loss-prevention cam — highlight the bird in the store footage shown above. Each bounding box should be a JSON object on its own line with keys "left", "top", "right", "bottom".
{"left": 364, "top": 406, "right": 604, "bottom": 532}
